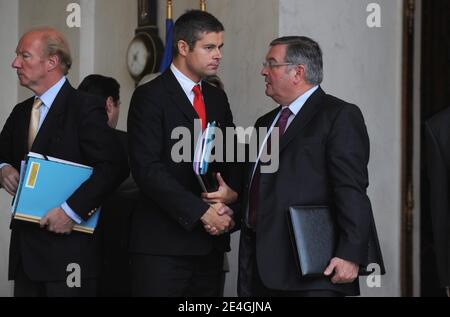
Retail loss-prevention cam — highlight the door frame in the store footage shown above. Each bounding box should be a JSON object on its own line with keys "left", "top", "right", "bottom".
{"left": 400, "top": 0, "right": 416, "bottom": 297}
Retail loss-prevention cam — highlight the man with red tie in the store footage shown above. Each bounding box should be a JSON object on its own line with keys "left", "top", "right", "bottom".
{"left": 127, "top": 10, "right": 239, "bottom": 296}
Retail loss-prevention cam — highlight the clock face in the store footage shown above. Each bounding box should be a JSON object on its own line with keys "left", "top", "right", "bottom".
{"left": 127, "top": 38, "right": 149, "bottom": 78}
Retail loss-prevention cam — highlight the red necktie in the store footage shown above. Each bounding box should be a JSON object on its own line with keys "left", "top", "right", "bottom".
{"left": 192, "top": 85, "right": 206, "bottom": 130}
{"left": 248, "top": 107, "right": 292, "bottom": 228}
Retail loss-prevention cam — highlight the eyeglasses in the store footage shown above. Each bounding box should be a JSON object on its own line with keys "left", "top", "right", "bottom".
{"left": 262, "top": 61, "right": 295, "bottom": 69}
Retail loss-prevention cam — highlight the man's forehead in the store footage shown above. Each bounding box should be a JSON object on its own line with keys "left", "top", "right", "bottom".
{"left": 266, "top": 44, "right": 286, "bottom": 60}
{"left": 196, "top": 31, "right": 224, "bottom": 42}
{"left": 17, "top": 33, "right": 43, "bottom": 51}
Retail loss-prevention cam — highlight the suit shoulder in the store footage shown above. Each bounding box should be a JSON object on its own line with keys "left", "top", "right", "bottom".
{"left": 322, "top": 93, "right": 364, "bottom": 118}
{"left": 14, "top": 96, "right": 34, "bottom": 109}
{"left": 203, "top": 81, "right": 227, "bottom": 98}
{"left": 132, "top": 75, "right": 165, "bottom": 99}
{"left": 5, "top": 97, "right": 34, "bottom": 121}
{"left": 255, "top": 107, "right": 279, "bottom": 126}
{"left": 323, "top": 93, "right": 358, "bottom": 110}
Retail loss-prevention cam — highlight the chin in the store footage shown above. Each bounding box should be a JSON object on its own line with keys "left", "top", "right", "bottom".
{"left": 205, "top": 70, "right": 218, "bottom": 77}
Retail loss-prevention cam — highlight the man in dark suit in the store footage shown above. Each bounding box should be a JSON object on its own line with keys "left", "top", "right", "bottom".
{"left": 0, "top": 27, "right": 126, "bottom": 296}
{"left": 425, "top": 107, "right": 450, "bottom": 297}
{"left": 127, "top": 10, "right": 238, "bottom": 296}
{"left": 238, "top": 36, "right": 379, "bottom": 297}
{"left": 78, "top": 74, "right": 138, "bottom": 296}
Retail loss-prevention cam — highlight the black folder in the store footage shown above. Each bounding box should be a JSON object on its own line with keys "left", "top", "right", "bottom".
{"left": 196, "top": 170, "right": 219, "bottom": 193}
{"left": 287, "top": 206, "right": 385, "bottom": 278}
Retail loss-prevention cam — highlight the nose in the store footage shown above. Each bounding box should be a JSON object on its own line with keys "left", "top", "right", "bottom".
{"left": 214, "top": 48, "right": 222, "bottom": 60}
{"left": 11, "top": 56, "right": 20, "bottom": 69}
{"left": 261, "top": 66, "right": 268, "bottom": 77}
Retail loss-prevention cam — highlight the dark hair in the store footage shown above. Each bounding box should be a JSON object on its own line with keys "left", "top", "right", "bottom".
{"left": 78, "top": 74, "right": 120, "bottom": 104}
{"left": 270, "top": 36, "right": 323, "bottom": 85}
{"left": 173, "top": 10, "right": 224, "bottom": 57}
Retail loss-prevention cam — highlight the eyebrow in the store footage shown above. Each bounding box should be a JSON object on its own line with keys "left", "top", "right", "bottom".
{"left": 203, "top": 43, "right": 224, "bottom": 49}
{"left": 16, "top": 49, "right": 31, "bottom": 54}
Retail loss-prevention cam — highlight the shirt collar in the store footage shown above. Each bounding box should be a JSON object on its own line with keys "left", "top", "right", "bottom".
{"left": 283, "top": 85, "right": 319, "bottom": 115}
{"left": 36, "top": 76, "right": 66, "bottom": 109}
{"left": 170, "top": 63, "right": 202, "bottom": 96}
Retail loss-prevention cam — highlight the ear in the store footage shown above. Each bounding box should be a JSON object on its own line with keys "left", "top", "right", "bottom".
{"left": 46, "top": 54, "right": 59, "bottom": 72}
{"left": 177, "top": 40, "right": 190, "bottom": 58}
{"left": 105, "top": 96, "right": 114, "bottom": 114}
{"left": 293, "top": 64, "right": 306, "bottom": 85}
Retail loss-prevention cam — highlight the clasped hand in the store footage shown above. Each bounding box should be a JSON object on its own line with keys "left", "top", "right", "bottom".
{"left": 200, "top": 173, "right": 238, "bottom": 236}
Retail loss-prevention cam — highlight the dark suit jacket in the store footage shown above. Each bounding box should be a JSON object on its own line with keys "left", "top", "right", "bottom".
{"left": 99, "top": 130, "right": 138, "bottom": 296}
{"left": 239, "top": 87, "right": 382, "bottom": 296}
{"left": 127, "top": 69, "right": 239, "bottom": 256}
{"left": 425, "top": 107, "right": 450, "bottom": 288}
{"left": 0, "top": 80, "right": 126, "bottom": 281}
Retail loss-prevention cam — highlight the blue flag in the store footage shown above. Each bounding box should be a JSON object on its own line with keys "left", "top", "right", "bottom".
{"left": 159, "top": 18, "right": 174, "bottom": 73}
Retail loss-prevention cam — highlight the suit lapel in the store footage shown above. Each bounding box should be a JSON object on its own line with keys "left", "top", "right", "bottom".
{"left": 202, "top": 83, "right": 220, "bottom": 124}
{"left": 162, "top": 70, "right": 198, "bottom": 125}
{"left": 19, "top": 98, "right": 34, "bottom": 155}
{"left": 247, "top": 108, "right": 280, "bottom": 181}
{"left": 31, "top": 81, "right": 72, "bottom": 153}
{"left": 279, "top": 87, "right": 326, "bottom": 153}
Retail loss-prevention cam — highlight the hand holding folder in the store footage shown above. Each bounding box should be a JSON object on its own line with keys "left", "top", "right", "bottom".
{"left": 11, "top": 152, "right": 100, "bottom": 234}
{"left": 287, "top": 205, "right": 385, "bottom": 278}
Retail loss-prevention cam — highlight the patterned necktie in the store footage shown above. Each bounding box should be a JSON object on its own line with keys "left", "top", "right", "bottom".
{"left": 248, "top": 107, "right": 293, "bottom": 228}
{"left": 28, "top": 98, "right": 43, "bottom": 150}
{"left": 192, "top": 85, "right": 206, "bottom": 131}
{"left": 277, "top": 107, "right": 293, "bottom": 136}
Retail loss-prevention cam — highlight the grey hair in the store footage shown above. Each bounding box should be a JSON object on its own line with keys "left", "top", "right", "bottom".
{"left": 270, "top": 36, "right": 323, "bottom": 85}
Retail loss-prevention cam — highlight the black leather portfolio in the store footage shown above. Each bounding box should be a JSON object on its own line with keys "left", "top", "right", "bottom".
{"left": 287, "top": 206, "right": 335, "bottom": 277}
{"left": 287, "top": 206, "right": 385, "bottom": 278}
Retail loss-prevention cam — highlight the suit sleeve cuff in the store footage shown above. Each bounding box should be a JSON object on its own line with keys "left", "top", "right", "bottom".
{"left": 61, "top": 202, "right": 82, "bottom": 224}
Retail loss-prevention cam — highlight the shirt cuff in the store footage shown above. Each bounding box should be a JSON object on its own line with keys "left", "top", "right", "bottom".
{"left": 61, "top": 202, "right": 82, "bottom": 224}
{"left": 0, "top": 163, "right": 11, "bottom": 170}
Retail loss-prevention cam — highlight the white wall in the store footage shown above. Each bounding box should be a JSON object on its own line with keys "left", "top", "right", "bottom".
{"left": 0, "top": 0, "right": 18, "bottom": 297}
{"left": 280, "top": 0, "right": 404, "bottom": 296}
{"left": 92, "top": 0, "right": 137, "bottom": 131}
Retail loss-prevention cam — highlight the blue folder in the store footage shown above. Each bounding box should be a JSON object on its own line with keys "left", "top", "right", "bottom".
{"left": 193, "top": 122, "right": 218, "bottom": 192}
{"left": 12, "top": 153, "right": 100, "bottom": 234}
